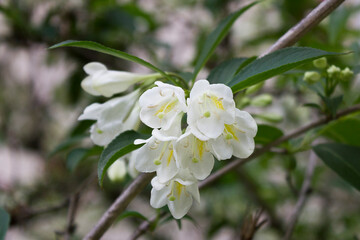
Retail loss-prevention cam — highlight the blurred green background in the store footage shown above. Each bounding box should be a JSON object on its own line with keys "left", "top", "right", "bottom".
{"left": 1, "top": 0, "right": 360, "bottom": 239}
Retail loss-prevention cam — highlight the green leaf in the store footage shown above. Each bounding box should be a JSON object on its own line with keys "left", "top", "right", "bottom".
{"left": 192, "top": 2, "right": 258, "bottom": 81}
{"left": 229, "top": 47, "right": 344, "bottom": 93}
{"left": 49, "top": 40, "right": 175, "bottom": 84}
{"left": 254, "top": 124, "right": 283, "bottom": 145}
{"left": 313, "top": 143, "right": 360, "bottom": 192}
{"left": 66, "top": 146, "right": 103, "bottom": 172}
{"left": 117, "top": 211, "right": 148, "bottom": 222}
{"left": 320, "top": 115, "right": 360, "bottom": 147}
{"left": 0, "top": 208, "right": 10, "bottom": 240}
{"left": 98, "top": 130, "right": 149, "bottom": 187}
{"left": 207, "top": 57, "right": 255, "bottom": 84}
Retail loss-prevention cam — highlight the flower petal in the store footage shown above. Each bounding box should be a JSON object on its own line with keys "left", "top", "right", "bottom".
{"left": 168, "top": 186, "right": 193, "bottom": 219}
{"left": 209, "top": 136, "right": 233, "bottom": 160}
{"left": 84, "top": 62, "right": 107, "bottom": 75}
{"left": 150, "top": 187, "right": 170, "bottom": 209}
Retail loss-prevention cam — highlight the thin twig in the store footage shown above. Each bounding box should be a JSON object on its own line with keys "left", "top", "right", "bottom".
{"left": 64, "top": 193, "right": 80, "bottom": 240}
{"left": 283, "top": 151, "right": 317, "bottom": 240}
{"left": 84, "top": 173, "right": 155, "bottom": 240}
{"left": 130, "top": 211, "right": 167, "bottom": 240}
{"left": 199, "top": 104, "right": 360, "bottom": 188}
{"left": 261, "top": 0, "right": 346, "bottom": 56}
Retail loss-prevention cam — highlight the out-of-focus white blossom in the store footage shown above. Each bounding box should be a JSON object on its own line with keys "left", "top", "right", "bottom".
{"left": 81, "top": 62, "right": 160, "bottom": 97}
{"left": 78, "top": 90, "right": 140, "bottom": 146}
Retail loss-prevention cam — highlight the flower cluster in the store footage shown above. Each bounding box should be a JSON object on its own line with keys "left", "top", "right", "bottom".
{"left": 77, "top": 62, "right": 257, "bottom": 219}
{"left": 134, "top": 80, "right": 257, "bottom": 219}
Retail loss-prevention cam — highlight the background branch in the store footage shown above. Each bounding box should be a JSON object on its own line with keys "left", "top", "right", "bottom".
{"left": 283, "top": 151, "right": 317, "bottom": 240}
{"left": 262, "top": 0, "right": 346, "bottom": 56}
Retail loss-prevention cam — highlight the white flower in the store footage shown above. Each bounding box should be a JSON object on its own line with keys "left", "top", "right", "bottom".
{"left": 139, "top": 81, "right": 187, "bottom": 130}
{"left": 107, "top": 158, "right": 127, "bottom": 182}
{"left": 78, "top": 90, "right": 141, "bottom": 146}
{"left": 174, "top": 129, "right": 214, "bottom": 180}
{"left": 133, "top": 116, "right": 182, "bottom": 183}
{"left": 150, "top": 170, "right": 200, "bottom": 219}
{"left": 209, "top": 109, "right": 257, "bottom": 160}
{"left": 81, "top": 62, "right": 160, "bottom": 97}
{"left": 187, "top": 79, "right": 236, "bottom": 140}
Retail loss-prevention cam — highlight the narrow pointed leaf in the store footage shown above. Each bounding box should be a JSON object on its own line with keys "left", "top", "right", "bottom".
{"left": 192, "top": 2, "right": 258, "bottom": 81}
{"left": 207, "top": 57, "right": 255, "bottom": 84}
{"left": 313, "top": 143, "right": 360, "bottom": 191}
{"left": 98, "top": 130, "right": 150, "bottom": 187}
{"left": 67, "top": 146, "right": 103, "bottom": 172}
{"left": 117, "top": 211, "right": 148, "bottom": 222}
{"left": 49, "top": 40, "right": 174, "bottom": 83}
{"left": 228, "top": 47, "right": 344, "bottom": 93}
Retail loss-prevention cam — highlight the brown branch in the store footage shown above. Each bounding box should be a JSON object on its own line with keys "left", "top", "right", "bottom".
{"left": 283, "top": 151, "right": 317, "bottom": 240}
{"left": 199, "top": 104, "right": 360, "bottom": 189}
{"left": 262, "top": 0, "right": 346, "bottom": 56}
{"left": 84, "top": 173, "right": 155, "bottom": 240}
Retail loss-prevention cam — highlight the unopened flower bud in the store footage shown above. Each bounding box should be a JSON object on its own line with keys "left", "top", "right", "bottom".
{"left": 340, "top": 67, "right": 354, "bottom": 82}
{"left": 327, "top": 65, "right": 341, "bottom": 78}
{"left": 304, "top": 71, "right": 321, "bottom": 84}
{"left": 313, "top": 57, "right": 327, "bottom": 69}
{"left": 245, "top": 82, "right": 264, "bottom": 95}
{"left": 236, "top": 96, "right": 250, "bottom": 109}
{"left": 251, "top": 94, "right": 273, "bottom": 107}
{"left": 107, "top": 159, "right": 127, "bottom": 182}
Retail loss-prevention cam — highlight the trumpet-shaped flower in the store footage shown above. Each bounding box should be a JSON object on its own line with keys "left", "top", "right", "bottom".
{"left": 134, "top": 116, "right": 182, "bottom": 183}
{"left": 174, "top": 129, "right": 214, "bottom": 180}
{"left": 187, "top": 79, "right": 236, "bottom": 140}
{"left": 209, "top": 109, "right": 257, "bottom": 160}
{"left": 81, "top": 62, "right": 160, "bottom": 97}
{"left": 150, "top": 169, "right": 200, "bottom": 219}
{"left": 78, "top": 90, "right": 141, "bottom": 146}
{"left": 139, "top": 81, "right": 187, "bottom": 130}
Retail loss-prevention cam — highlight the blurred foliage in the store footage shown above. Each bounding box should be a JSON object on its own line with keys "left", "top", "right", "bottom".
{"left": 0, "top": 0, "right": 360, "bottom": 240}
